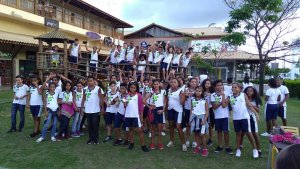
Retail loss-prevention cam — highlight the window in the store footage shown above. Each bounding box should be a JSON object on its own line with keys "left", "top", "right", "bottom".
{"left": 90, "top": 20, "right": 95, "bottom": 30}
{"left": 20, "top": 0, "right": 34, "bottom": 13}
{"left": 71, "top": 13, "right": 75, "bottom": 23}
{"left": 1, "top": 0, "right": 17, "bottom": 7}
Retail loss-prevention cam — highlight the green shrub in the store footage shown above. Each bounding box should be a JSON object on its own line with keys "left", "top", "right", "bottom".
{"left": 284, "top": 80, "right": 300, "bottom": 98}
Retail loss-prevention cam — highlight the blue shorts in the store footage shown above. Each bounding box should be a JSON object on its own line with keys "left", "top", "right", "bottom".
{"left": 125, "top": 117, "right": 141, "bottom": 128}
{"left": 30, "top": 105, "right": 43, "bottom": 117}
{"left": 69, "top": 56, "right": 78, "bottom": 63}
{"left": 215, "top": 118, "right": 229, "bottom": 132}
{"left": 105, "top": 112, "right": 115, "bottom": 125}
{"left": 190, "top": 114, "right": 207, "bottom": 134}
{"left": 161, "top": 62, "right": 168, "bottom": 69}
{"left": 151, "top": 107, "right": 164, "bottom": 125}
{"left": 250, "top": 114, "right": 258, "bottom": 133}
{"left": 114, "top": 113, "right": 125, "bottom": 129}
{"left": 89, "top": 63, "right": 96, "bottom": 72}
{"left": 265, "top": 104, "right": 278, "bottom": 121}
{"left": 278, "top": 106, "right": 287, "bottom": 119}
{"left": 233, "top": 119, "right": 251, "bottom": 132}
{"left": 182, "top": 108, "right": 191, "bottom": 128}
{"left": 167, "top": 109, "right": 182, "bottom": 124}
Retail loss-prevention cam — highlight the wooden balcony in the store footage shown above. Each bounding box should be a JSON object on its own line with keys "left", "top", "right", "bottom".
{"left": 36, "top": 52, "right": 64, "bottom": 70}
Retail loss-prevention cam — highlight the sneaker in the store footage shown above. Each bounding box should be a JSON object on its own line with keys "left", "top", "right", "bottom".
{"left": 36, "top": 137, "right": 44, "bottom": 143}
{"left": 93, "top": 139, "right": 100, "bottom": 145}
{"left": 148, "top": 132, "right": 152, "bottom": 138}
{"left": 202, "top": 148, "right": 209, "bottom": 157}
{"left": 158, "top": 143, "right": 164, "bottom": 150}
{"left": 193, "top": 147, "right": 201, "bottom": 154}
{"left": 113, "top": 139, "right": 123, "bottom": 146}
{"left": 7, "top": 129, "right": 16, "bottom": 133}
{"left": 182, "top": 144, "right": 187, "bottom": 152}
{"left": 215, "top": 146, "right": 223, "bottom": 153}
{"left": 183, "top": 128, "right": 186, "bottom": 133}
{"left": 261, "top": 132, "right": 270, "bottom": 137}
{"left": 207, "top": 139, "right": 213, "bottom": 147}
{"left": 71, "top": 132, "right": 80, "bottom": 138}
{"left": 161, "top": 132, "right": 166, "bottom": 136}
{"left": 239, "top": 145, "right": 243, "bottom": 150}
{"left": 192, "top": 141, "right": 197, "bottom": 148}
{"left": 141, "top": 145, "right": 150, "bottom": 152}
{"left": 225, "top": 147, "right": 234, "bottom": 155}
{"left": 56, "top": 136, "right": 63, "bottom": 141}
{"left": 258, "top": 150, "right": 262, "bottom": 158}
{"left": 166, "top": 141, "right": 174, "bottom": 148}
{"left": 236, "top": 149, "right": 242, "bottom": 157}
{"left": 86, "top": 139, "right": 93, "bottom": 145}
{"left": 186, "top": 141, "right": 190, "bottom": 148}
{"left": 123, "top": 140, "right": 130, "bottom": 146}
{"left": 51, "top": 136, "right": 57, "bottom": 142}
{"left": 103, "top": 136, "right": 112, "bottom": 143}
{"left": 64, "top": 135, "right": 72, "bottom": 140}
{"left": 253, "top": 149, "right": 259, "bottom": 158}
{"left": 150, "top": 143, "right": 155, "bottom": 150}
{"left": 77, "top": 131, "right": 84, "bottom": 136}
{"left": 128, "top": 143, "right": 134, "bottom": 150}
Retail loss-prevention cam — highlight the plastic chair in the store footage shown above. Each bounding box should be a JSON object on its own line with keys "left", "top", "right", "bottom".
{"left": 271, "top": 145, "right": 279, "bottom": 169}
{"left": 281, "top": 126, "right": 299, "bottom": 136}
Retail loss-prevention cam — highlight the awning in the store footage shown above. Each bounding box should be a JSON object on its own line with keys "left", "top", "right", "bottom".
{"left": 0, "top": 31, "right": 41, "bottom": 46}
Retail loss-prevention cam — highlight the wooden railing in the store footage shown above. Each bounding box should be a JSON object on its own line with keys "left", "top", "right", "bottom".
{"left": 36, "top": 52, "right": 64, "bottom": 70}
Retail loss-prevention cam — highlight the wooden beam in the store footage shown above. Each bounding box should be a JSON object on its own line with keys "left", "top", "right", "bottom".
{"left": 10, "top": 45, "right": 24, "bottom": 89}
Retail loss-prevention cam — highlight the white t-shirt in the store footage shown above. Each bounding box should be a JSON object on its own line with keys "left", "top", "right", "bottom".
{"left": 230, "top": 93, "right": 250, "bottom": 120}
{"left": 278, "top": 85, "right": 289, "bottom": 106}
{"left": 150, "top": 90, "right": 166, "bottom": 107}
{"left": 172, "top": 53, "right": 181, "bottom": 65}
{"left": 182, "top": 55, "right": 190, "bottom": 67}
{"left": 29, "top": 85, "right": 43, "bottom": 106}
{"left": 117, "top": 93, "right": 127, "bottom": 115}
{"left": 106, "top": 91, "right": 119, "bottom": 113}
{"left": 163, "top": 53, "right": 173, "bottom": 64}
{"left": 153, "top": 51, "right": 163, "bottom": 63}
{"left": 204, "top": 92, "right": 212, "bottom": 108}
{"left": 138, "top": 60, "right": 146, "bottom": 71}
{"left": 224, "top": 85, "right": 233, "bottom": 96}
{"left": 70, "top": 43, "right": 79, "bottom": 57}
{"left": 109, "top": 50, "right": 117, "bottom": 63}
{"left": 126, "top": 47, "right": 135, "bottom": 62}
{"left": 148, "top": 51, "right": 154, "bottom": 62}
{"left": 210, "top": 92, "right": 229, "bottom": 119}
{"left": 85, "top": 86, "right": 102, "bottom": 113}
{"left": 191, "top": 98, "right": 206, "bottom": 116}
{"left": 59, "top": 91, "right": 73, "bottom": 103}
{"left": 184, "top": 88, "right": 195, "bottom": 110}
{"left": 265, "top": 88, "right": 281, "bottom": 104}
{"left": 75, "top": 89, "right": 84, "bottom": 108}
{"left": 46, "top": 92, "right": 59, "bottom": 111}
{"left": 119, "top": 48, "right": 126, "bottom": 63}
{"left": 143, "top": 86, "right": 152, "bottom": 104}
{"left": 125, "top": 93, "right": 140, "bottom": 118}
{"left": 90, "top": 52, "right": 98, "bottom": 64}
{"left": 248, "top": 100, "right": 260, "bottom": 116}
{"left": 167, "top": 88, "right": 183, "bottom": 113}
{"left": 13, "top": 84, "right": 29, "bottom": 105}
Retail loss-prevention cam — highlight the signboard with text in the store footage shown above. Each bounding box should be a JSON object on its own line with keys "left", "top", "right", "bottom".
{"left": 44, "top": 18, "right": 59, "bottom": 29}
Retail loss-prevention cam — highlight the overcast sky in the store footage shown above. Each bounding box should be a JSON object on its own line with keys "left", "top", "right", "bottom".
{"left": 84, "top": 0, "right": 231, "bottom": 30}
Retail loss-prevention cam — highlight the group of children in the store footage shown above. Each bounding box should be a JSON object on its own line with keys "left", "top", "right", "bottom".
{"left": 7, "top": 72, "right": 289, "bottom": 158}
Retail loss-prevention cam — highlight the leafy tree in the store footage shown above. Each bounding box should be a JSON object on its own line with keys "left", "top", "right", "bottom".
{"left": 222, "top": 0, "right": 300, "bottom": 95}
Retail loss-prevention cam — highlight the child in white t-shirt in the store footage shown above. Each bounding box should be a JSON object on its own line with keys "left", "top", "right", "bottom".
{"left": 71, "top": 81, "right": 84, "bottom": 137}
{"left": 276, "top": 77, "right": 289, "bottom": 126}
{"left": 8, "top": 75, "right": 29, "bottom": 133}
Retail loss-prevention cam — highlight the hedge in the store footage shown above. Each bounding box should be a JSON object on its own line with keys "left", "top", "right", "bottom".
{"left": 284, "top": 80, "right": 300, "bottom": 98}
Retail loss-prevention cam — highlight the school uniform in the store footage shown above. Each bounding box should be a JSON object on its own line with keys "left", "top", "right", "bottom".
{"left": 125, "top": 47, "right": 135, "bottom": 71}
{"left": 143, "top": 86, "right": 152, "bottom": 119}
{"left": 10, "top": 84, "right": 29, "bottom": 130}
{"left": 105, "top": 91, "right": 119, "bottom": 125}
{"left": 278, "top": 85, "right": 289, "bottom": 119}
{"left": 84, "top": 86, "right": 103, "bottom": 141}
{"left": 114, "top": 93, "right": 127, "bottom": 129}
{"left": 90, "top": 52, "right": 98, "bottom": 72}
{"left": 210, "top": 92, "right": 230, "bottom": 132}
{"left": 149, "top": 90, "right": 166, "bottom": 124}
{"left": 248, "top": 100, "right": 259, "bottom": 133}
{"left": 172, "top": 53, "right": 181, "bottom": 68}
{"left": 205, "top": 93, "right": 215, "bottom": 127}
{"left": 69, "top": 43, "right": 79, "bottom": 63}
{"left": 265, "top": 88, "right": 281, "bottom": 121}
{"left": 167, "top": 88, "right": 183, "bottom": 124}
{"left": 125, "top": 93, "right": 144, "bottom": 128}
{"left": 29, "top": 85, "right": 43, "bottom": 117}
{"left": 190, "top": 97, "right": 207, "bottom": 134}
{"left": 72, "top": 89, "right": 84, "bottom": 133}
{"left": 230, "top": 93, "right": 251, "bottom": 132}
{"left": 59, "top": 91, "right": 74, "bottom": 136}
{"left": 41, "top": 92, "right": 59, "bottom": 138}
{"left": 183, "top": 88, "right": 195, "bottom": 128}
{"left": 161, "top": 53, "right": 173, "bottom": 70}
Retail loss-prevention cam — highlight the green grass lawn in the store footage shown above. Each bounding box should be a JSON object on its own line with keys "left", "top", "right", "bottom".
{"left": 0, "top": 90, "right": 299, "bottom": 169}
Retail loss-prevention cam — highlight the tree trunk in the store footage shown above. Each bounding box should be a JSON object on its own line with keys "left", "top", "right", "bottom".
{"left": 258, "top": 59, "right": 265, "bottom": 96}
